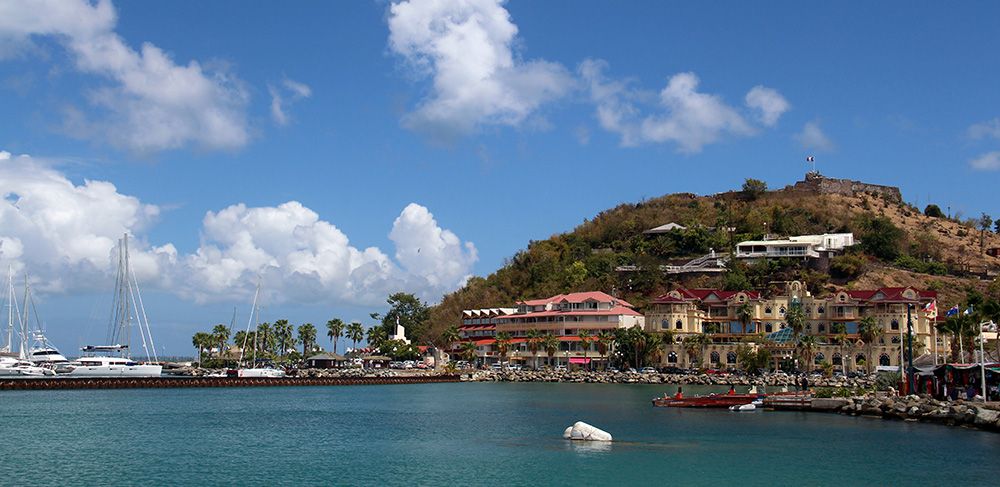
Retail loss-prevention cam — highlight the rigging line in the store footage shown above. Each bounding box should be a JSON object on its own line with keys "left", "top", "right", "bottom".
{"left": 127, "top": 280, "right": 149, "bottom": 362}
{"left": 130, "top": 267, "right": 158, "bottom": 362}
{"left": 239, "top": 280, "right": 261, "bottom": 365}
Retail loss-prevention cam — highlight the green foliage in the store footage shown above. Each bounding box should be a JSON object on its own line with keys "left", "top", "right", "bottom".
{"left": 741, "top": 178, "right": 768, "bottom": 200}
{"left": 923, "top": 204, "right": 944, "bottom": 218}
{"left": 612, "top": 327, "right": 662, "bottom": 369}
{"left": 893, "top": 254, "right": 946, "bottom": 275}
{"left": 858, "top": 216, "right": 904, "bottom": 260}
{"left": 736, "top": 344, "right": 771, "bottom": 375}
{"left": 830, "top": 253, "right": 867, "bottom": 279}
{"left": 874, "top": 372, "right": 902, "bottom": 391}
{"left": 380, "top": 339, "right": 421, "bottom": 361}
{"left": 375, "top": 292, "right": 431, "bottom": 343}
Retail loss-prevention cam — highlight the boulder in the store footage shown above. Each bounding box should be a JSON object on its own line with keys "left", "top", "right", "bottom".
{"left": 563, "top": 421, "right": 613, "bottom": 442}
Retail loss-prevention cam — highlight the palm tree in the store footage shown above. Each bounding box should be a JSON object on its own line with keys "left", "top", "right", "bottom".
{"left": 442, "top": 325, "right": 460, "bottom": 351}
{"left": 736, "top": 301, "right": 754, "bottom": 336}
{"left": 460, "top": 341, "right": 477, "bottom": 365}
{"left": 192, "top": 332, "right": 212, "bottom": 364}
{"left": 542, "top": 333, "right": 559, "bottom": 367}
{"left": 211, "top": 324, "right": 230, "bottom": 358}
{"left": 495, "top": 332, "right": 512, "bottom": 368}
{"left": 256, "top": 322, "right": 273, "bottom": 357}
{"left": 298, "top": 323, "right": 317, "bottom": 355}
{"left": 346, "top": 322, "right": 365, "bottom": 351}
{"left": 797, "top": 335, "right": 817, "bottom": 372}
{"left": 684, "top": 333, "right": 709, "bottom": 368}
{"left": 326, "top": 318, "right": 345, "bottom": 354}
{"left": 596, "top": 330, "right": 614, "bottom": 370}
{"left": 858, "top": 316, "right": 882, "bottom": 374}
{"left": 577, "top": 330, "right": 592, "bottom": 370}
{"left": 786, "top": 305, "right": 806, "bottom": 341}
{"left": 366, "top": 326, "right": 387, "bottom": 351}
{"left": 526, "top": 329, "right": 541, "bottom": 370}
{"left": 831, "top": 322, "right": 849, "bottom": 374}
{"left": 273, "top": 319, "right": 293, "bottom": 356}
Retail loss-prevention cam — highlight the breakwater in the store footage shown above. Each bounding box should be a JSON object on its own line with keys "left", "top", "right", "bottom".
{"left": 776, "top": 394, "right": 1000, "bottom": 432}
{"left": 0, "top": 374, "right": 460, "bottom": 391}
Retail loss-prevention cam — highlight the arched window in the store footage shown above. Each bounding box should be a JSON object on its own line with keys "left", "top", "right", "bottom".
{"left": 817, "top": 306, "right": 825, "bottom": 315}
{"left": 779, "top": 323, "right": 786, "bottom": 329}
{"left": 805, "top": 306, "right": 812, "bottom": 315}
{"left": 765, "top": 306, "right": 773, "bottom": 315}
{"left": 814, "top": 352, "right": 825, "bottom": 365}
{"left": 879, "top": 354, "right": 891, "bottom": 366}
{"left": 818, "top": 323, "right": 826, "bottom": 333}
{"left": 710, "top": 351, "right": 720, "bottom": 364}
{"left": 675, "top": 320, "right": 683, "bottom": 330}
{"left": 890, "top": 319, "right": 899, "bottom": 330}
{"left": 879, "top": 337, "right": 885, "bottom": 345}
{"left": 891, "top": 336, "right": 900, "bottom": 344}
{"left": 832, "top": 353, "right": 842, "bottom": 366}
{"left": 806, "top": 323, "right": 812, "bottom": 332}
{"left": 779, "top": 306, "right": 786, "bottom": 315}
{"left": 661, "top": 319, "right": 669, "bottom": 329}
{"left": 727, "top": 352, "right": 737, "bottom": 364}
{"left": 667, "top": 352, "right": 678, "bottom": 364}
{"left": 856, "top": 353, "right": 866, "bottom": 365}
{"left": 765, "top": 323, "right": 773, "bottom": 333}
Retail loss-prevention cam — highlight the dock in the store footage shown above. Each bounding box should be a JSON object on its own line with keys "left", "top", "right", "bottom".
{"left": 0, "top": 374, "right": 461, "bottom": 391}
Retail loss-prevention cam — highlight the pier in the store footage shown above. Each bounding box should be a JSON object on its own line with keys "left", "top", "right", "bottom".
{"left": 0, "top": 374, "right": 461, "bottom": 391}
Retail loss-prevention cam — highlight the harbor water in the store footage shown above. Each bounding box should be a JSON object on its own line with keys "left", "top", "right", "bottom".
{"left": 2, "top": 382, "right": 998, "bottom": 485}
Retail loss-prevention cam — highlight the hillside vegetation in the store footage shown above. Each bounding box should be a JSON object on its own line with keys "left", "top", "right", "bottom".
{"left": 425, "top": 176, "right": 1000, "bottom": 341}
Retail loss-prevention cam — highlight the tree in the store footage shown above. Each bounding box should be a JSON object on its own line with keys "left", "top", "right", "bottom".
{"left": 741, "top": 178, "right": 768, "bottom": 200}
{"left": 858, "top": 316, "right": 882, "bottom": 374}
{"left": 736, "top": 344, "right": 770, "bottom": 375}
{"left": 460, "top": 341, "right": 477, "bottom": 364}
{"left": 298, "top": 323, "right": 317, "bottom": 355}
{"left": 597, "top": 330, "right": 614, "bottom": 370}
{"left": 256, "top": 322, "right": 274, "bottom": 357}
{"left": 192, "top": 332, "right": 212, "bottom": 364}
{"left": 526, "top": 329, "right": 541, "bottom": 370}
{"left": 979, "top": 213, "right": 993, "bottom": 254}
{"left": 211, "top": 324, "right": 230, "bottom": 358}
{"left": 858, "top": 216, "right": 904, "bottom": 261}
{"left": 786, "top": 305, "right": 806, "bottom": 341}
{"left": 797, "top": 335, "right": 817, "bottom": 372}
{"left": 273, "top": 320, "right": 295, "bottom": 357}
{"left": 684, "top": 333, "right": 709, "bottom": 368}
{"left": 577, "top": 330, "right": 592, "bottom": 370}
{"left": 923, "top": 204, "right": 944, "bottom": 218}
{"left": 542, "top": 333, "right": 559, "bottom": 367}
{"left": 326, "top": 318, "right": 345, "bottom": 354}
{"left": 442, "top": 326, "right": 460, "bottom": 356}
{"left": 376, "top": 292, "right": 430, "bottom": 343}
{"left": 736, "top": 301, "right": 754, "bottom": 335}
{"left": 366, "top": 325, "right": 387, "bottom": 351}
{"left": 346, "top": 322, "right": 365, "bottom": 351}
{"left": 831, "top": 322, "right": 849, "bottom": 374}
{"left": 495, "top": 332, "right": 512, "bottom": 368}
{"left": 995, "top": 219, "right": 1000, "bottom": 235}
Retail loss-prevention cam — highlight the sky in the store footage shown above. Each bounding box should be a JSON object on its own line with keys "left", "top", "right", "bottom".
{"left": 1, "top": 0, "right": 998, "bottom": 356}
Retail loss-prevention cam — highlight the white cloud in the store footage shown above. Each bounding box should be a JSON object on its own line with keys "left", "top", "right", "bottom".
{"left": 0, "top": 0, "right": 250, "bottom": 153}
{"left": 970, "top": 151, "right": 1000, "bottom": 171}
{"left": 795, "top": 120, "right": 834, "bottom": 151}
{"left": 269, "top": 77, "right": 312, "bottom": 126}
{"left": 580, "top": 60, "right": 782, "bottom": 152}
{"left": 0, "top": 150, "right": 476, "bottom": 305}
{"left": 968, "top": 118, "right": 1000, "bottom": 140}
{"left": 745, "top": 86, "right": 790, "bottom": 126}
{"left": 387, "top": 0, "right": 574, "bottom": 138}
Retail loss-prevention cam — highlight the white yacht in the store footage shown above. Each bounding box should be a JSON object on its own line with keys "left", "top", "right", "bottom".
{"left": 0, "top": 355, "right": 55, "bottom": 377}
{"left": 228, "top": 279, "right": 285, "bottom": 379}
{"left": 65, "top": 354, "right": 161, "bottom": 377}
{"left": 72, "top": 234, "right": 162, "bottom": 378}
{"left": 27, "top": 331, "right": 70, "bottom": 367}
{"left": 229, "top": 367, "right": 285, "bottom": 378}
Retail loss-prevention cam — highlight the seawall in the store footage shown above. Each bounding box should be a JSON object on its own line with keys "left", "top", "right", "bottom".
{"left": 0, "top": 374, "right": 460, "bottom": 391}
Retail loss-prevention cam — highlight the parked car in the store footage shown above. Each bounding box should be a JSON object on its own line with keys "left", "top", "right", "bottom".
{"left": 554, "top": 364, "right": 567, "bottom": 371}
{"left": 639, "top": 367, "right": 658, "bottom": 374}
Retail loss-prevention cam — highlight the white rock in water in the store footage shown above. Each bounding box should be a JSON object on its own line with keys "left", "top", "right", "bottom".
{"left": 563, "top": 421, "right": 612, "bottom": 442}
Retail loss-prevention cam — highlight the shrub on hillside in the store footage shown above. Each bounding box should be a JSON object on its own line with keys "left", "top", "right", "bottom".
{"left": 830, "top": 253, "right": 867, "bottom": 279}
{"left": 924, "top": 204, "right": 945, "bottom": 218}
{"left": 894, "top": 254, "right": 947, "bottom": 275}
{"left": 858, "top": 216, "right": 904, "bottom": 261}
{"left": 741, "top": 178, "right": 768, "bottom": 200}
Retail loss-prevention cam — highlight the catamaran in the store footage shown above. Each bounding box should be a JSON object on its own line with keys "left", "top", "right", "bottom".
{"left": 66, "top": 234, "right": 161, "bottom": 378}
{"left": 228, "top": 280, "right": 285, "bottom": 378}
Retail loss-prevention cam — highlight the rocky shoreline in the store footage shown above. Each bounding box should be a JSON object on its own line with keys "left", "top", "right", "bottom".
{"left": 822, "top": 394, "right": 1000, "bottom": 432}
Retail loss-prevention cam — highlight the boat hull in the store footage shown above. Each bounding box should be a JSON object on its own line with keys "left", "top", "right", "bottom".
{"left": 653, "top": 394, "right": 764, "bottom": 408}
{"left": 229, "top": 368, "right": 286, "bottom": 378}
{"left": 64, "top": 364, "right": 162, "bottom": 378}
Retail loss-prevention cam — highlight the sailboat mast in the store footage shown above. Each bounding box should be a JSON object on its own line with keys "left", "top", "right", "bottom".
{"left": 19, "top": 274, "right": 29, "bottom": 359}
{"left": 238, "top": 281, "right": 261, "bottom": 364}
{"left": 4, "top": 266, "right": 11, "bottom": 353}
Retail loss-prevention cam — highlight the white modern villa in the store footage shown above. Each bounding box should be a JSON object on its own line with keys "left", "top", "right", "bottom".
{"left": 735, "top": 233, "right": 855, "bottom": 260}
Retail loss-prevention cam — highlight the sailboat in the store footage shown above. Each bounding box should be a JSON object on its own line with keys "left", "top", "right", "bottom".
{"left": 0, "top": 268, "right": 55, "bottom": 378}
{"left": 15, "top": 273, "right": 71, "bottom": 370}
{"left": 228, "top": 280, "right": 285, "bottom": 378}
{"left": 66, "top": 234, "right": 162, "bottom": 378}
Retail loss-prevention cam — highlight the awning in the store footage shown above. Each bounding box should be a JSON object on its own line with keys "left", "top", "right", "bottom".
{"left": 569, "top": 357, "right": 591, "bottom": 364}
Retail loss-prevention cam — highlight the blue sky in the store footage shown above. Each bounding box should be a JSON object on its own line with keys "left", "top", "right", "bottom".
{"left": 1, "top": 0, "right": 998, "bottom": 355}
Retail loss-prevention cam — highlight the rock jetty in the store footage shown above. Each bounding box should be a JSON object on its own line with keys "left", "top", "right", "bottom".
{"left": 831, "top": 394, "right": 1000, "bottom": 432}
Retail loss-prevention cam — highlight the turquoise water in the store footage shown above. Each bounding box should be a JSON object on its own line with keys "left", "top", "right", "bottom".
{"left": 2, "top": 383, "right": 998, "bottom": 486}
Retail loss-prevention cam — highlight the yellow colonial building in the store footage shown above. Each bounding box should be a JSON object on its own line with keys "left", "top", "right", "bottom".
{"left": 644, "top": 281, "right": 941, "bottom": 371}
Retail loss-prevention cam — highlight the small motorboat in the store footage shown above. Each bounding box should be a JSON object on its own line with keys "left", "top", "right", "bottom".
{"left": 653, "top": 393, "right": 766, "bottom": 408}
{"left": 729, "top": 403, "right": 757, "bottom": 411}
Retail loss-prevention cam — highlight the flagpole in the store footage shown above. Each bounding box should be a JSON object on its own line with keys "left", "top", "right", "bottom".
{"left": 979, "top": 322, "right": 987, "bottom": 402}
